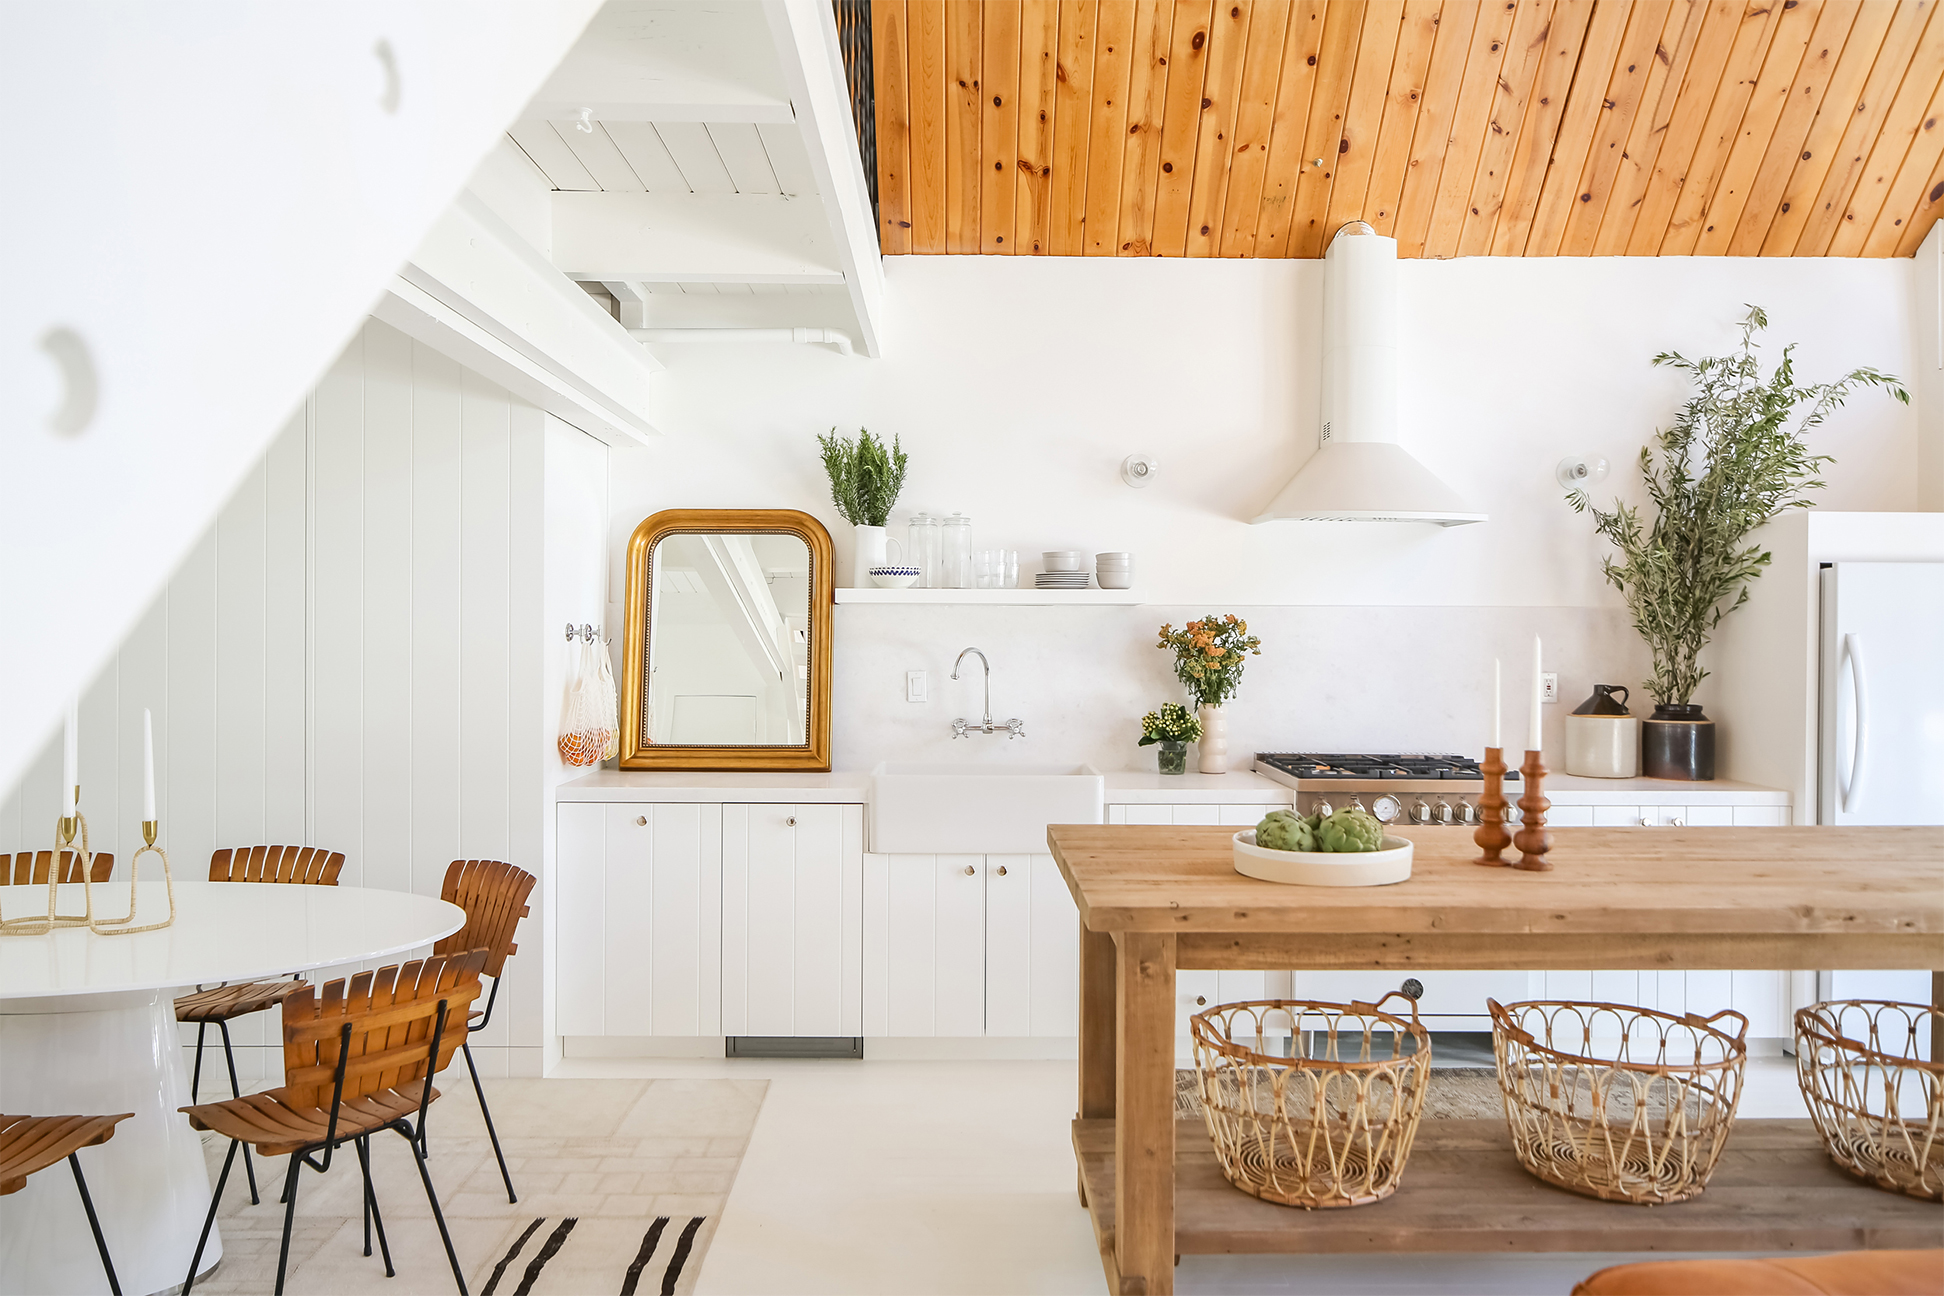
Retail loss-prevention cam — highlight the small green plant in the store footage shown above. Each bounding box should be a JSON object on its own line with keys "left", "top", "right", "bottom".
{"left": 1571, "top": 306, "right": 1906, "bottom": 706}
{"left": 817, "top": 427, "right": 909, "bottom": 527}
{"left": 1157, "top": 615, "right": 1263, "bottom": 706}
{"left": 1137, "top": 702, "right": 1202, "bottom": 746}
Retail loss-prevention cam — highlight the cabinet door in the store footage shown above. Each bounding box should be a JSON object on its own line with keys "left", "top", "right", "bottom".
{"left": 985, "top": 854, "right": 1079, "bottom": 1037}
{"left": 557, "top": 803, "right": 722, "bottom": 1037}
{"left": 1591, "top": 805, "right": 1644, "bottom": 827}
{"left": 722, "top": 804, "right": 863, "bottom": 1037}
{"left": 864, "top": 854, "right": 985, "bottom": 1036}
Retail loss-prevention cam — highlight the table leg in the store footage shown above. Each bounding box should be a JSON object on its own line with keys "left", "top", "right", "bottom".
{"left": 1078, "top": 922, "right": 1118, "bottom": 1208}
{"left": 1115, "top": 932, "right": 1175, "bottom": 1296}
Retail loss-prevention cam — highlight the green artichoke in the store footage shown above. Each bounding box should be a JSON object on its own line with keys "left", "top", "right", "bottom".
{"left": 1253, "top": 809, "right": 1320, "bottom": 853}
{"left": 1316, "top": 808, "right": 1385, "bottom": 853}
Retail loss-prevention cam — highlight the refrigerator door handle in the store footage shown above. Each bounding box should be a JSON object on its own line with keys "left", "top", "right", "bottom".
{"left": 1841, "top": 632, "right": 1870, "bottom": 815}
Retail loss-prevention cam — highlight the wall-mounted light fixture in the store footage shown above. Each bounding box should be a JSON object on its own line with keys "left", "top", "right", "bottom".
{"left": 1121, "top": 455, "right": 1158, "bottom": 488}
{"left": 1556, "top": 455, "right": 1610, "bottom": 491}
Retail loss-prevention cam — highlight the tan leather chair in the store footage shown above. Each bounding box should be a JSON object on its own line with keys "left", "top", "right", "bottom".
{"left": 1573, "top": 1250, "right": 1944, "bottom": 1295}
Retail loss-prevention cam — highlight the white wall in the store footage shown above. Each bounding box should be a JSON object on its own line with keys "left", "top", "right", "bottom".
{"left": 614, "top": 255, "right": 1917, "bottom": 772}
{"left": 2, "top": 317, "right": 609, "bottom": 1079}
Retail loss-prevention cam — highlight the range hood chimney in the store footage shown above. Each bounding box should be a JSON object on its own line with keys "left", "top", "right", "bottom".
{"left": 1252, "top": 223, "right": 1486, "bottom": 527}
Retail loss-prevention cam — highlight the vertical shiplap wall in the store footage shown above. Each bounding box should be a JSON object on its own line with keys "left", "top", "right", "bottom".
{"left": 0, "top": 317, "right": 594, "bottom": 1079}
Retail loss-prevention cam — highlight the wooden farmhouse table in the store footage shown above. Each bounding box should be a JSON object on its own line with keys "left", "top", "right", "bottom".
{"left": 1046, "top": 825, "right": 1944, "bottom": 1296}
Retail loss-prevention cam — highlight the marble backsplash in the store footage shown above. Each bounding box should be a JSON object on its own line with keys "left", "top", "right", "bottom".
{"left": 827, "top": 604, "right": 1657, "bottom": 773}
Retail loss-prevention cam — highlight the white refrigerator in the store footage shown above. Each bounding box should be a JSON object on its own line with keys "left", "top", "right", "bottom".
{"left": 1817, "top": 561, "right": 1944, "bottom": 1003}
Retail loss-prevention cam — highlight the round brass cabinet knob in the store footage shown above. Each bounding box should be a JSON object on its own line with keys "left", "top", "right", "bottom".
{"left": 995, "top": 865, "right": 1008, "bottom": 876}
{"left": 786, "top": 817, "right": 797, "bottom": 827}
{"left": 1195, "top": 996, "right": 1207, "bottom": 1006}
{"left": 636, "top": 815, "right": 647, "bottom": 827}
{"left": 963, "top": 865, "right": 976, "bottom": 876}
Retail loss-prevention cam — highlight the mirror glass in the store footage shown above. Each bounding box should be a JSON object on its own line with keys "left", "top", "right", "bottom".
{"left": 644, "top": 532, "right": 813, "bottom": 747}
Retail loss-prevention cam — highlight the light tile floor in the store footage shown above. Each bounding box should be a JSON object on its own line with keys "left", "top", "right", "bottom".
{"left": 552, "top": 1050, "right": 1817, "bottom": 1296}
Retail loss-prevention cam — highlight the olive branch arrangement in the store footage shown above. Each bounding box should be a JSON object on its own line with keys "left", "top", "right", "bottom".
{"left": 817, "top": 427, "right": 909, "bottom": 528}
{"left": 1569, "top": 306, "right": 1905, "bottom": 706}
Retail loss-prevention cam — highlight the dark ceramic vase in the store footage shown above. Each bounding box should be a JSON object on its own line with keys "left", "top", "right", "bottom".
{"left": 1642, "top": 703, "right": 1715, "bottom": 781}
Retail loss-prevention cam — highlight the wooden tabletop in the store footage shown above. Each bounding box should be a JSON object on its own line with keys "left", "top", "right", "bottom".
{"left": 1046, "top": 825, "right": 1944, "bottom": 971}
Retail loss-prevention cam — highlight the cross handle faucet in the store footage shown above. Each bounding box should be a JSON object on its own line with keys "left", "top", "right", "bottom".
{"left": 950, "top": 647, "right": 1025, "bottom": 739}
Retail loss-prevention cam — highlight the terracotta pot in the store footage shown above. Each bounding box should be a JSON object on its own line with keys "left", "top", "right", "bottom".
{"left": 1642, "top": 704, "right": 1715, "bottom": 781}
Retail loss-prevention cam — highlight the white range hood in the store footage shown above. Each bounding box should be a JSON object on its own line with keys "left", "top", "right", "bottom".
{"left": 1253, "top": 224, "right": 1487, "bottom": 527}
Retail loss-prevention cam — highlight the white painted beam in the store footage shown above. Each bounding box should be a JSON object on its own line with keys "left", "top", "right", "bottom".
{"left": 551, "top": 192, "right": 846, "bottom": 282}
{"left": 0, "top": 1, "right": 601, "bottom": 795}
{"left": 525, "top": 0, "right": 795, "bottom": 125}
{"left": 763, "top": 0, "right": 885, "bottom": 357}
{"left": 601, "top": 281, "right": 650, "bottom": 329}
{"left": 401, "top": 192, "right": 660, "bottom": 446}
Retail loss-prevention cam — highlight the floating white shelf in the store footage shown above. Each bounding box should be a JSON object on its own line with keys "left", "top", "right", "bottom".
{"left": 834, "top": 587, "right": 1143, "bottom": 606}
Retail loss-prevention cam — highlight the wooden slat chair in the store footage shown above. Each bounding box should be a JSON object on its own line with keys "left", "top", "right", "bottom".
{"left": 5, "top": 849, "right": 114, "bottom": 884}
{"left": 180, "top": 949, "right": 486, "bottom": 1296}
{"left": 0, "top": 1111, "right": 133, "bottom": 1294}
{"left": 173, "top": 844, "right": 346, "bottom": 1206}
{"left": 431, "top": 858, "right": 536, "bottom": 1204}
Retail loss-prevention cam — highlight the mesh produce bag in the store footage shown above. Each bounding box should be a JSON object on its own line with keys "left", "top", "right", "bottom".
{"left": 557, "top": 638, "right": 614, "bottom": 767}
{"left": 596, "top": 636, "right": 620, "bottom": 761}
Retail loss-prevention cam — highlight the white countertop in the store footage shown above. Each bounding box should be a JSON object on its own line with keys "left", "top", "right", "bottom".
{"left": 557, "top": 771, "right": 872, "bottom": 803}
{"left": 1536, "top": 774, "right": 1789, "bottom": 804}
{"left": 1104, "top": 771, "right": 1293, "bottom": 804}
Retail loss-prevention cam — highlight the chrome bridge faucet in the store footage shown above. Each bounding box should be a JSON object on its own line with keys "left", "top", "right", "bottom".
{"left": 950, "top": 647, "right": 1025, "bottom": 739}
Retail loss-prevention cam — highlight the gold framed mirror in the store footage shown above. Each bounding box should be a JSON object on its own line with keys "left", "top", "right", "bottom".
{"left": 620, "top": 509, "right": 834, "bottom": 770}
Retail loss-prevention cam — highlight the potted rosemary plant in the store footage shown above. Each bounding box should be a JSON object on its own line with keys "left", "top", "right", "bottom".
{"left": 1138, "top": 703, "right": 1203, "bottom": 775}
{"left": 1570, "top": 307, "right": 1905, "bottom": 780}
{"left": 1156, "top": 615, "right": 1263, "bottom": 774}
{"left": 818, "top": 427, "right": 909, "bottom": 586}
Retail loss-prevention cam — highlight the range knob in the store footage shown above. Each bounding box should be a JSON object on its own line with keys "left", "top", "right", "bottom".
{"left": 1410, "top": 800, "right": 1433, "bottom": 825}
{"left": 1370, "top": 794, "right": 1402, "bottom": 824}
{"left": 1434, "top": 801, "right": 1455, "bottom": 825}
{"left": 1349, "top": 796, "right": 1368, "bottom": 816}
{"left": 1456, "top": 801, "right": 1479, "bottom": 825}
{"left": 1312, "top": 799, "right": 1334, "bottom": 819}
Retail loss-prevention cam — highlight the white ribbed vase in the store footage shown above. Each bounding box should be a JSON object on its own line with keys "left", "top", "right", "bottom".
{"left": 1197, "top": 704, "right": 1228, "bottom": 774}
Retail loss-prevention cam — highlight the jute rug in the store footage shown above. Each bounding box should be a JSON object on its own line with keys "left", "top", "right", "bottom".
{"left": 1176, "top": 1067, "right": 1506, "bottom": 1120}
{"left": 187, "top": 1077, "right": 763, "bottom": 1296}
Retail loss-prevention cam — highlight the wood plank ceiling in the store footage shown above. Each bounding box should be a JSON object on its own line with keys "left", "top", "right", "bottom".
{"left": 871, "top": 0, "right": 1944, "bottom": 257}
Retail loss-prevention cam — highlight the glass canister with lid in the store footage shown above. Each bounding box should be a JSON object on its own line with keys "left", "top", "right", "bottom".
{"left": 940, "top": 513, "right": 972, "bottom": 589}
{"left": 907, "top": 513, "right": 940, "bottom": 588}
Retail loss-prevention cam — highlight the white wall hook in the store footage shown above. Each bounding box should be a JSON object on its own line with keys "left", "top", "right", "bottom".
{"left": 1556, "top": 455, "right": 1609, "bottom": 490}
{"left": 39, "top": 327, "right": 98, "bottom": 436}
{"left": 1121, "top": 455, "right": 1159, "bottom": 488}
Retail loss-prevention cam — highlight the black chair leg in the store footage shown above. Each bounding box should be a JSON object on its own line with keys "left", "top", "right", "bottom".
{"left": 68, "top": 1153, "right": 121, "bottom": 1296}
{"left": 183, "top": 1138, "right": 238, "bottom": 1296}
{"left": 273, "top": 1148, "right": 304, "bottom": 1296}
{"left": 398, "top": 1122, "right": 468, "bottom": 1296}
{"left": 217, "top": 1019, "right": 260, "bottom": 1205}
{"left": 356, "top": 1135, "right": 394, "bottom": 1277}
{"left": 191, "top": 1022, "right": 207, "bottom": 1102}
{"left": 463, "top": 1040, "right": 517, "bottom": 1203}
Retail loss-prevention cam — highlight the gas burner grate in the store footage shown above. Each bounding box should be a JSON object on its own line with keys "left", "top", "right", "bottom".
{"left": 1254, "top": 753, "right": 1517, "bottom": 782}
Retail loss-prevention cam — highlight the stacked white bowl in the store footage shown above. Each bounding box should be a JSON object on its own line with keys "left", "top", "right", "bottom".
{"left": 1095, "top": 552, "right": 1133, "bottom": 589}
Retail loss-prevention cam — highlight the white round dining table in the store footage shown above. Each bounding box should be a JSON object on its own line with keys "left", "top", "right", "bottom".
{"left": 0, "top": 880, "right": 464, "bottom": 1296}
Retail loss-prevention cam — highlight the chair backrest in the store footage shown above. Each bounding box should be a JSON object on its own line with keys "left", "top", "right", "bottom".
{"left": 280, "top": 949, "right": 486, "bottom": 1110}
{"left": 5, "top": 850, "right": 113, "bottom": 885}
{"left": 210, "top": 845, "right": 344, "bottom": 885}
{"left": 434, "top": 859, "right": 535, "bottom": 979}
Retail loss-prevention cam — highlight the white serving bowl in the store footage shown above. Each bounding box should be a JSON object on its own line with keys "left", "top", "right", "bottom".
{"left": 1231, "top": 830, "right": 1413, "bottom": 887}
{"left": 1097, "top": 571, "right": 1134, "bottom": 590}
{"left": 869, "top": 565, "right": 921, "bottom": 589}
{"left": 1042, "top": 551, "right": 1082, "bottom": 572}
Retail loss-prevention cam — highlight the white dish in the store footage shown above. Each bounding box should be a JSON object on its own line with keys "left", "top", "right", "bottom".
{"left": 1042, "top": 551, "right": 1082, "bottom": 572}
{"left": 1095, "top": 552, "right": 1131, "bottom": 562}
{"left": 1097, "top": 572, "right": 1133, "bottom": 590}
{"left": 1231, "top": 830, "right": 1413, "bottom": 887}
{"left": 870, "top": 572, "right": 920, "bottom": 588}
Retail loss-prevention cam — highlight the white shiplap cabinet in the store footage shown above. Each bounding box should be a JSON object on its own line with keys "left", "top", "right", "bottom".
{"left": 721, "top": 804, "right": 864, "bottom": 1037}
{"left": 864, "top": 851, "right": 1081, "bottom": 1038}
{"left": 555, "top": 802, "right": 722, "bottom": 1037}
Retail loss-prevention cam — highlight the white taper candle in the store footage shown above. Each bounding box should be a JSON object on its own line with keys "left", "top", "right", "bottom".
{"left": 143, "top": 708, "right": 156, "bottom": 821}
{"left": 62, "top": 700, "right": 77, "bottom": 814}
{"left": 1528, "top": 634, "right": 1544, "bottom": 753}
{"left": 1492, "top": 659, "right": 1501, "bottom": 750}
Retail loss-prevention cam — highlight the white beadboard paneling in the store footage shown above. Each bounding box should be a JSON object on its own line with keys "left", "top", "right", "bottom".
{"left": 459, "top": 367, "right": 513, "bottom": 863}
{"left": 604, "top": 123, "right": 690, "bottom": 193}
{"left": 655, "top": 122, "right": 736, "bottom": 194}
{"left": 840, "top": 807, "right": 863, "bottom": 1037}
{"left": 1028, "top": 853, "right": 1078, "bottom": 1036}
{"left": 264, "top": 410, "right": 308, "bottom": 843}
{"left": 362, "top": 322, "right": 415, "bottom": 897}
{"left": 984, "top": 853, "right": 1032, "bottom": 1037}
{"left": 215, "top": 456, "right": 268, "bottom": 848}
{"left": 936, "top": 854, "right": 985, "bottom": 1036}
{"left": 881, "top": 854, "right": 938, "bottom": 1035}
{"left": 167, "top": 526, "right": 218, "bottom": 875}
{"left": 411, "top": 343, "right": 464, "bottom": 900}
{"left": 561, "top": 122, "right": 646, "bottom": 192}
{"left": 312, "top": 335, "right": 365, "bottom": 881}
{"left": 506, "top": 123, "right": 598, "bottom": 191}
{"left": 504, "top": 401, "right": 550, "bottom": 1054}
{"left": 756, "top": 122, "right": 817, "bottom": 196}
{"left": 790, "top": 805, "right": 848, "bottom": 1035}
{"left": 113, "top": 594, "right": 170, "bottom": 871}
{"left": 863, "top": 851, "right": 890, "bottom": 1035}
{"left": 555, "top": 803, "right": 606, "bottom": 1036}
{"left": 78, "top": 643, "right": 119, "bottom": 870}
{"left": 708, "top": 123, "right": 779, "bottom": 194}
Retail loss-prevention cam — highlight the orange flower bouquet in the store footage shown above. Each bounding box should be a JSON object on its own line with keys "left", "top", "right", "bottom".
{"left": 1156, "top": 615, "right": 1262, "bottom": 706}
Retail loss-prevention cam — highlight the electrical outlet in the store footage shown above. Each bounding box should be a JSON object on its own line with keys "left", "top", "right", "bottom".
{"left": 1542, "top": 672, "right": 1559, "bottom": 703}
{"left": 906, "top": 670, "right": 927, "bottom": 703}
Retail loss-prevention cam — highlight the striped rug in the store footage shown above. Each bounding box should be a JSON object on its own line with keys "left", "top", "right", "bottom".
{"left": 479, "top": 1214, "right": 709, "bottom": 1296}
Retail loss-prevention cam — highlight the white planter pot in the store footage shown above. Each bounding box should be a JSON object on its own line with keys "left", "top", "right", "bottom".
{"left": 851, "top": 524, "right": 888, "bottom": 588}
{"left": 1198, "top": 703, "right": 1228, "bottom": 774}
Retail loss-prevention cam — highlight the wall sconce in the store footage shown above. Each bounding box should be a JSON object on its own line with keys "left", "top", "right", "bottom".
{"left": 1121, "top": 455, "right": 1159, "bottom": 488}
{"left": 1556, "top": 456, "right": 1609, "bottom": 491}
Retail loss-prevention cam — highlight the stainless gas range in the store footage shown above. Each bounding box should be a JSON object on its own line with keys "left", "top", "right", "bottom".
{"left": 1253, "top": 752, "right": 1521, "bottom": 827}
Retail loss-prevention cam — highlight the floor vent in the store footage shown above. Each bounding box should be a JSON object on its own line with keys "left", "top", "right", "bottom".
{"left": 725, "top": 1036, "right": 863, "bottom": 1060}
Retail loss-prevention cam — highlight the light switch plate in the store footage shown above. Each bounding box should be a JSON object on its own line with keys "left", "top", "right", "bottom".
{"left": 1542, "top": 672, "right": 1559, "bottom": 702}
{"left": 906, "top": 670, "right": 927, "bottom": 703}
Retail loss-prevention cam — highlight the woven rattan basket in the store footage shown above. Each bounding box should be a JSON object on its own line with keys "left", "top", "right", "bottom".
{"left": 1190, "top": 994, "right": 1431, "bottom": 1209}
{"left": 1488, "top": 999, "right": 1747, "bottom": 1204}
{"left": 1794, "top": 999, "right": 1942, "bottom": 1201}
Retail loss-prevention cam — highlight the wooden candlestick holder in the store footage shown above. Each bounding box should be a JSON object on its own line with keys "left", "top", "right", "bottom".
{"left": 1513, "top": 749, "right": 1553, "bottom": 871}
{"left": 1472, "top": 747, "right": 1511, "bottom": 866}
